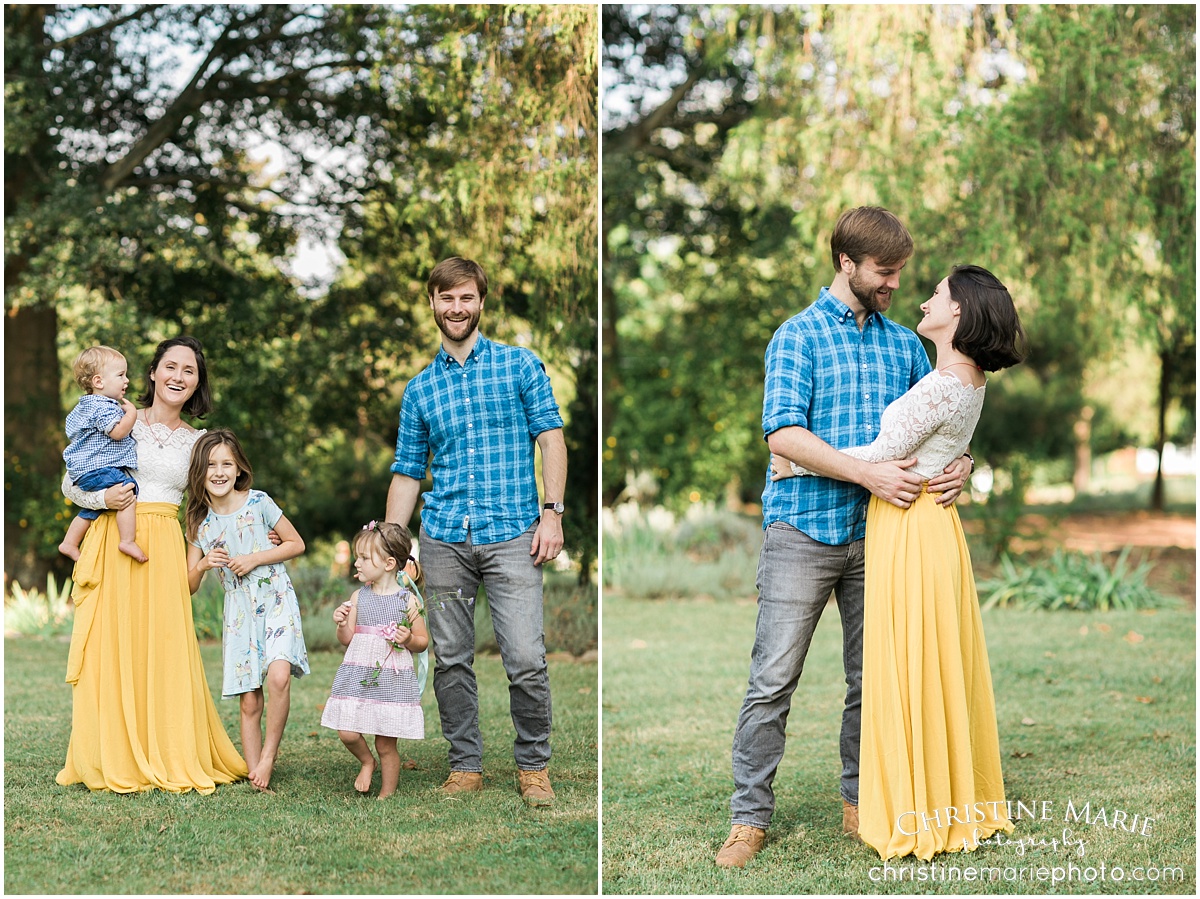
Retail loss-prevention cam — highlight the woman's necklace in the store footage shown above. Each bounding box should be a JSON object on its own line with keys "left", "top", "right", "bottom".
{"left": 139, "top": 410, "right": 185, "bottom": 447}
{"left": 938, "top": 360, "right": 983, "bottom": 373}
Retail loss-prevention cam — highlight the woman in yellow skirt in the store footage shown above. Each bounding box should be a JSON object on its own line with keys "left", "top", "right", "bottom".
{"left": 773, "top": 265, "right": 1026, "bottom": 860}
{"left": 58, "top": 336, "right": 248, "bottom": 793}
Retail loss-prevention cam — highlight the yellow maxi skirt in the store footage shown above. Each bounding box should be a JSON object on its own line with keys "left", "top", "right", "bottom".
{"left": 56, "top": 503, "right": 248, "bottom": 793}
{"left": 857, "top": 490, "right": 1013, "bottom": 860}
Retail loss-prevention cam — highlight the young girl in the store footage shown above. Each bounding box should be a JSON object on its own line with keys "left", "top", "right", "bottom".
{"left": 321, "top": 521, "right": 429, "bottom": 798}
{"left": 185, "top": 428, "right": 310, "bottom": 793}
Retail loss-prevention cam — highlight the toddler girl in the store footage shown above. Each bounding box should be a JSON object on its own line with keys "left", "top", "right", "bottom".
{"left": 184, "top": 428, "right": 310, "bottom": 792}
{"left": 321, "top": 521, "right": 429, "bottom": 798}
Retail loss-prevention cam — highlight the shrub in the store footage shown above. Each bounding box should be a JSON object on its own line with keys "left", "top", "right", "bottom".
{"left": 979, "top": 547, "right": 1174, "bottom": 611}
{"left": 603, "top": 505, "right": 760, "bottom": 600}
{"left": 4, "top": 573, "right": 74, "bottom": 638}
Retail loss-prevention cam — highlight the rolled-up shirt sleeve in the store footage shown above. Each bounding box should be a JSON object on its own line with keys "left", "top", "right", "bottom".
{"left": 390, "top": 385, "right": 431, "bottom": 478}
{"left": 761, "top": 323, "right": 812, "bottom": 439}
{"left": 520, "top": 352, "right": 564, "bottom": 437}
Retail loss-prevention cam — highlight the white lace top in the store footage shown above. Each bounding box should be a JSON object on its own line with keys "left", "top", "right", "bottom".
{"left": 791, "top": 369, "right": 986, "bottom": 480}
{"left": 62, "top": 420, "right": 206, "bottom": 508}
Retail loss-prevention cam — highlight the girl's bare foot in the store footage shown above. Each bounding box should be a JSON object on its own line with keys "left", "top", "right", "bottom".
{"left": 377, "top": 786, "right": 395, "bottom": 800}
{"left": 58, "top": 542, "right": 82, "bottom": 561}
{"left": 354, "top": 757, "right": 376, "bottom": 793}
{"left": 118, "top": 541, "right": 148, "bottom": 563}
{"left": 249, "top": 756, "right": 276, "bottom": 792}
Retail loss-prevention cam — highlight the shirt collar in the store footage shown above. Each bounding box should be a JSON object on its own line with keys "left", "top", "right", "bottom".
{"left": 437, "top": 333, "right": 491, "bottom": 367}
{"left": 816, "top": 286, "right": 881, "bottom": 327}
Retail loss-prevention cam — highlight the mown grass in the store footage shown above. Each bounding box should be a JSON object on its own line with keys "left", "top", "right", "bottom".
{"left": 602, "top": 595, "right": 1195, "bottom": 895}
{"left": 5, "top": 637, "right": 597, "bottom": 894}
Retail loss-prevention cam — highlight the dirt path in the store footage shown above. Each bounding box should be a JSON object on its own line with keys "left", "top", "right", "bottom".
{"left": 1031, "top": 511, "right": 1195, "bottom": 552}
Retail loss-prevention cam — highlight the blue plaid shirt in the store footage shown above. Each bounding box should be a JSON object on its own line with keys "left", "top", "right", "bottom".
{"left": 761, "top": 288, "right": 931, "bottom": 544}
{"left": 391, "top": 334, "right": 564, "bottom": 545}
{"left": 63, "top": 395, "right": 138, "bottom": 482}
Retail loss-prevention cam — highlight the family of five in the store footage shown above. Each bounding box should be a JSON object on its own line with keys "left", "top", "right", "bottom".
{"left": 57, "top": 256, "right": 567, "bottom": 807}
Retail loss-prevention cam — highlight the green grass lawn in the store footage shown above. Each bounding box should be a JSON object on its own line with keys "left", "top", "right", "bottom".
{"left": 5, "top": 638, "right": 597, "bottom": 894}
{"left": 602, "top": 595, "right": 1195, "bottom": 895}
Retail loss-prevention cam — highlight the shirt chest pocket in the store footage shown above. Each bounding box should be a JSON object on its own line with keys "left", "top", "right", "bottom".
{"left": 482, "top": 387, "right": 525, "bottom": 434}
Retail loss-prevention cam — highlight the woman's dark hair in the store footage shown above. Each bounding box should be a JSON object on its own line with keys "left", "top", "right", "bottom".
{"left": 948, "top": 265, "right": 1028, "bottom": 372}
{"left": 137, "top": 335, "right": 212, "bottom": 418}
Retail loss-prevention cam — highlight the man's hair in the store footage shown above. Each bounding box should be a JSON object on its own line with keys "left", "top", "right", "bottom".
{"left": 72, "top": 346, "right": 124, "bottom": 393}
{"left": 948, "top": 264, "right": 1028, "bottom": 372}
{"left": 427, "top": 257, "right": 488, "bottom": 300}
{"left": 830, "top": 206, "right": 914, "bottom": 271}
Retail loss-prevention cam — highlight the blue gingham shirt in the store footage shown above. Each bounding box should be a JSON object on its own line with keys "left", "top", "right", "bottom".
{"left": 63, "top": 394, "right": 138, "bottom": 482}
{"left": 392, "top": 334, "right": 564, "bottom": 545}
{"left": 762, "top": 288, "right": 931, "bottom": 544}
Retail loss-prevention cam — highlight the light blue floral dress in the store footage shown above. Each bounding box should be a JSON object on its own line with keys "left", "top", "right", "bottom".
{"left": 192, "top": 490, "right": 310, "bottom": 697}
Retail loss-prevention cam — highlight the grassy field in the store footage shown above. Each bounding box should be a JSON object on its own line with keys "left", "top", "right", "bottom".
{"left": 602, "top": 595, "right": 1195, "bottom": 895}
{"left": 5, "top": 638, "right": 597, "bottom": 894}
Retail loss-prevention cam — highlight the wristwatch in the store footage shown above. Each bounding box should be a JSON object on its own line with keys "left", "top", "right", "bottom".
{"left": 543, "top": 501, "right": 565, "bottom": 515}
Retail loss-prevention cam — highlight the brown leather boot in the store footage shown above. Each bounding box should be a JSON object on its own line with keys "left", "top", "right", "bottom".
{"left": 517, "top": 768, "right": 555, "bottom": 806}
{"left": 843, "top": 801, "right": 861, "bottom": 841}
{"left": 440, "top": 771, "right": 483, "bottom": 794}
{"left": 715, "top": 824, "right": 766, "bottom": 868}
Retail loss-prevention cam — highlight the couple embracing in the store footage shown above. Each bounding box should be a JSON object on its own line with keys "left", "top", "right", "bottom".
{"left": 717, "top": 207, "right": 1027, "bottom": 865}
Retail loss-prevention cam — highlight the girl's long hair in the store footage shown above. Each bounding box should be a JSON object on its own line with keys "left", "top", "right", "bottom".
{"left": 185, "top": 429, "right": 254, "bottom": 541}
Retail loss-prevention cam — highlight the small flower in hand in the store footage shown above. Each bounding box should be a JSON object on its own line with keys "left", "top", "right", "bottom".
{"left": 361, "top": 621, "right": 411, "bottom": 688}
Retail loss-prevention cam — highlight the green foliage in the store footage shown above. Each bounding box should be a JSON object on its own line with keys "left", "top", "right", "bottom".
{"left": 3, "top": 573, "right": 73, "bottom": 638}
{"left": 971, "top": 457, "right": 1034, "bottom": 561}
{"left": 979, "top": 547, "right": 1173, "bottom": 612}
{"left": 6, "top": 5, "right": 598, "bottom": 583}
{"left": 602, "top": 5, "right": 1196, "bottom": 510}
{"left": 603, "top": 507, "right": 760, "bottom": 600}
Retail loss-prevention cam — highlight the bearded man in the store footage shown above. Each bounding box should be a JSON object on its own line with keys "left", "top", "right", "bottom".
{"left": 387, "top": 256, "right": 567, "bottom": 807}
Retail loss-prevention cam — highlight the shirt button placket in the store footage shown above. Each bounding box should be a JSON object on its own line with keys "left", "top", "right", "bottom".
{"left": 463, "top": 369, "right": 472, "bottom": 531}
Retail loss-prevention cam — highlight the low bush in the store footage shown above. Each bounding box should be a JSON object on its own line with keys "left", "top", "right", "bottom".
{"left": 3, "top": 573, "right": 73, "bottom": 638}
{"left": 979, "top": 546, "right": 1173, "bottom": 611}
{"left": 603, "top": 505, "right": 761, "bottom": 601}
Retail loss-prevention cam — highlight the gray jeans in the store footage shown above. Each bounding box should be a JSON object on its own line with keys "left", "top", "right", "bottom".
{"left": 419, "top": 522, "right": 551, "bottom": 772}
{"left": 730, "top": 522, "right": 865, "bottom": 829}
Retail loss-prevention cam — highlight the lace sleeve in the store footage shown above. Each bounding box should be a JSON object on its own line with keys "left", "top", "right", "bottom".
{"left": 62, "top": 472, "right": 107, "bottom": 510}
{"left": 788, "top": 373, "right": 963, "bottom": 475}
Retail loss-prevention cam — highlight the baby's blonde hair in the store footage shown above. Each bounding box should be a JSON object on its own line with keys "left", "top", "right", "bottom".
{"left": 73, "top": 346, "right": 125, "bottom": 393}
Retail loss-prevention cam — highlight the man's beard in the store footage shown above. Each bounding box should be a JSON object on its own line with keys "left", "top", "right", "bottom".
{"left": 848, "top": 270, "right": 891, "bottom": 315}
{"left": 434, "top": 309, "right": 481, "bottom": 343}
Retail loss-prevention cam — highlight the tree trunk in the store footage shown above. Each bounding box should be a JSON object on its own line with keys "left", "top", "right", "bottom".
{"left": 1150, "top": 348, "right": 1172, "bottom": 512}
{"left": 4, "top": 5, "right": 64, "bottom": 589}
{"left": 1072, "top": 405, "right": 1093, "bottom": 494}
{"left": 4, "top": 303, "right": 64, "bottom": 589}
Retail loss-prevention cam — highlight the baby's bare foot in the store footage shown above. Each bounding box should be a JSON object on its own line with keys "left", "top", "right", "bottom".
{"left": 355, "top": 758, "right": 376, "bottom": 793}
{"left": 58, "top": 542, "right": 81, "bottom": 561}
{"left": 118, "top": 541, "right": 148, "bottom": 563}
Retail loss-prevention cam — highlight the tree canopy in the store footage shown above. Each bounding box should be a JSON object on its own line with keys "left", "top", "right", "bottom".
{"left": 602, "top": 4, "right": 1195, "bottom": 510}
{"left": 5, "top": 4, "right": 597, "bottom": 586}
